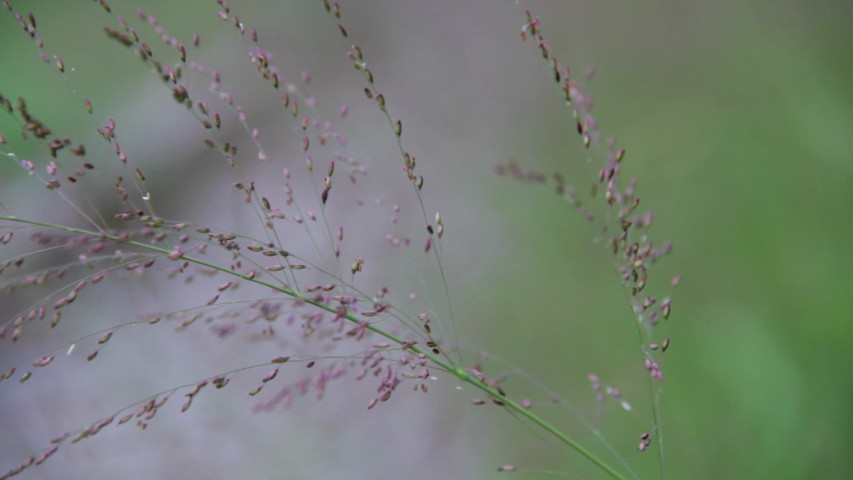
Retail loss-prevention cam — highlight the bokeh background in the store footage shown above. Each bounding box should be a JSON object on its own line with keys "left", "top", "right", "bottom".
{"left": 1, "top": 1, "right": 851, "bottom": 479}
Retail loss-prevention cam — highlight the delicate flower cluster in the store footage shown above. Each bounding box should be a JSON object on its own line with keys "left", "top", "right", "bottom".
{"left": 0, "top": 2, "right": 676, "bottom": 479}
{"left": 497, "top": 8, "right": 679, "bottom": 466}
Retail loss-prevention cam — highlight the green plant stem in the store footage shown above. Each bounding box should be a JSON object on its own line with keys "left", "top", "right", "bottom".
{"left": 1, "top": 215, "right": 626, "bottom": 480}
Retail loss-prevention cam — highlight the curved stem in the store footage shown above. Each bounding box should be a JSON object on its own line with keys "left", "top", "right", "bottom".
{"left": 1, "top": 215, "right": 626, "bottom": 480}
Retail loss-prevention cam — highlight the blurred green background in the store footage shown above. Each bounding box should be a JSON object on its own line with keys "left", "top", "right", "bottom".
{"left": 1, "top": 1, "right": 851, "bottom": 479}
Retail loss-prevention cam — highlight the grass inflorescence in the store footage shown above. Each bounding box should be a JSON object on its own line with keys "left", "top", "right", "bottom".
{"left": 0, "top": 2, "right": 677, "bottom": 478}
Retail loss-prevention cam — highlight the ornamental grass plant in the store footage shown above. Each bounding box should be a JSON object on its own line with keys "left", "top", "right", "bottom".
{"left": 1, "top": 2, "right": 680, "bottom": 478}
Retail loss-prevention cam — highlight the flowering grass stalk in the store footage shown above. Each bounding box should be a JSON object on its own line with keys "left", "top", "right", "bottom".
{"left": 0, "top": 2, "right": 676, "bottom": 478}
